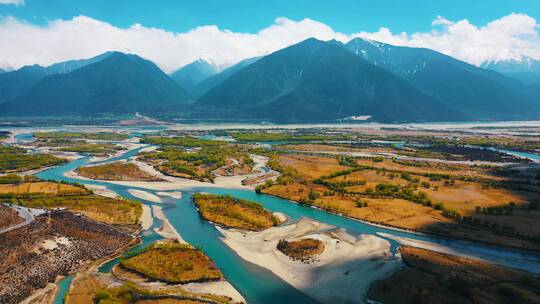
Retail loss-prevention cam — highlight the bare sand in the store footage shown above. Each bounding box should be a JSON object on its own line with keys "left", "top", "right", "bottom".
{"left": 218, "top": 218, "right": 401, "bottom": 304}
{"left": 85, "top": 184, "right": 119, "bottom": 199}
{"left": 106, "top": 174, "right": 248, "bottom": 191}
{"left": 273, "top": 212, "right": 288, "bottom": 224}
{"left": 140, "top": 204, "right": 153, "bottom": 231}
{"left": 64, "top": 169, "right": 92, "bottom": 181}
{"left": 138, "top": 146, "right": 158, "bottom": 154}
{"left": 156, "top": 191, "right": 182, "bottom": 199}
{"left": 127, "top": 189, "right": 163, "bottom": 203}
{"left": 152, "top": 205, "right": 186, "bottom": 243}
{"left": 182, "top": 281, "right": 245, "bottom": 304}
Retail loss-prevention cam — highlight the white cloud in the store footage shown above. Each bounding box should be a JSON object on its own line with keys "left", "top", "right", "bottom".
{"left": 0, "top": 15, "right": 345, "bottom": 73}
{"left": 0, "top": 13, "right": 538, "bottom": 72}
{"left": 358, "top": 13, "right": 540, "bottom": 65}
{"left": 0, "top": 0, "right": 24, "bottom": 6}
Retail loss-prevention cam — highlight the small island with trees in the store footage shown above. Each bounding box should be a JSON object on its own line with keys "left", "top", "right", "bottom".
{"left": 193, "top": 193, "right": 280, "bottom": 231}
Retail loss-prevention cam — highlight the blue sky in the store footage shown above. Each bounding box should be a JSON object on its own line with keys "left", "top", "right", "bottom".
{"left": 0, "top": 0, "right": 539, "bottom": 72}
{"left": 1, "top": 0, "right": 538, "bottom": 34}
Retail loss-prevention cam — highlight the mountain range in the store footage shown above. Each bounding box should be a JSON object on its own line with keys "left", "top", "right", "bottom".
{"left": 0, "top": 38, "right": 538, "bottom": 122}
{"left": 170, "top": 59, "right": 218, "bottom": 96}
{"left": 197, "top": 38, "right": 464, "bottom": 123}
{"left": 1, "top": 52, "right": 189, "bottom": 116}
{"left": 0, "top": 52, "right": 114, "bottom": 104}
{"left": 344, "top": 38, "right": 538, "bottom": 120}
{"left": 481, "top": 57, "right": 540, "bottom": 85}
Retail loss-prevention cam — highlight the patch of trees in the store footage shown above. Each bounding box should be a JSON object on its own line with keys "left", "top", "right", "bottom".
{"left": 475, "top": 202, "right": 516, "bottom": 215}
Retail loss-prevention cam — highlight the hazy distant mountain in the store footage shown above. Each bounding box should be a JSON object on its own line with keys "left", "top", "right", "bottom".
{"left": 170, "top": 59, "right": 218, "bottom": 96}
{"left": 0, "top": 68, "right": 5, "bottom": 74}
{"left": 345, "top": 38, "right": 539, "bottom": 120}
{"left": 0, "top": 64, "right": 49, "bottom": 103}
{"left": 196, "top": 38, "right": 465, "bottom": 123}
{"left": 482, "top": 57, "right": 540, "bottom": 85}
{"left": 1, "top": 52, "right": 189, "bottom": 116}
{"left": 0, "top": 52, "right": 115, "bottom": 104}
{"left": 193, "top": 57, "right": 260, "bottom": 97}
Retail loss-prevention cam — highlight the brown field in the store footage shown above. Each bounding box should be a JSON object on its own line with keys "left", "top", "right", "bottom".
{"left": 0, "top": 181, "right": 141, "bottom": 226}
{"left": 330, "top": 169, "right": 528, "bottom": 214}
{"left": 0, "top": 182, "right": 88, "bottom": 195}
{"left": 317, "top": 194, "right": 539, "bottom": 250}
{"left": 423, "top": 180, "right": 526, "bottom": 214}
{"left": 76, "top": 161, "right": 160, "bottom": 181}
{"left": 277, "top": 154, "right": 347, "bottom": 179}
{"left": 263, "top": 182, "right": 328, "bottom": 202}
{"left": 120, "top": 242, "right": 222, "bottom": 284}
{"left": 261, "top": 153, "right": 540, "bottom": 251}
{"left": 11, "top": 195, "right": 142, "bottom": 226}
{"left": 332, "top": 169, "right": 410, "bottom": 193}
{"left": 193, "top": 193, "right": 278, "bottom": 231}
{"left": 355, "top": 158, "right": 498, "bottom": 180}
{"left": 318, "top": 196, "right": 447, "bottom": 230}
{"left": 369, "top": 246, "right": 540, "bottom": 304}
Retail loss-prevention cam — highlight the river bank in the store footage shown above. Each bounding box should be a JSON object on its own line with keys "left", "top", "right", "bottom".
{"left": 218, "top": 218, "right": 401, "bottom": 304}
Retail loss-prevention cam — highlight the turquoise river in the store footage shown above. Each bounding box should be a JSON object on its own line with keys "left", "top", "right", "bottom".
{"left": 35, "top": 146, "right": 540, "bottom": 304}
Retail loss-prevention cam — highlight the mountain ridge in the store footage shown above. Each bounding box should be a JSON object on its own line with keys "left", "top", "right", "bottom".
{"left": 1, "top": 52, "right": 190, "bottom": 116}
{"left": 344, "top": 37, "right": 539, "bottom": 119}
{"left": 196, "top": 38, "right": 467, "bottom": 123}
{"left": 482, "top": 57, "right": 540, "bottom": 85}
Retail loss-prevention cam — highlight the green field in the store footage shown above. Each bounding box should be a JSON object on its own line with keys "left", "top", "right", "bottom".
{"left": 59, "top": 143, "right": 123, "bottom": 155}
{"left": 0, "top": 146, "right": 66, "bottom": 173}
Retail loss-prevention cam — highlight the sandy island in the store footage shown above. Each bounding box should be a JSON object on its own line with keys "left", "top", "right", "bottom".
{"left": 127, "top": 189, "right": 163, "bottom": 203}
{"left": 156, "top": 191, "right": 182, "bottom": 199}
{"left": 218, "top": 218, "right": 401, "bottom": 304}
{"left": 105, "top": 154, "right": 278, "bottom": 191}
{"left": 140, "top": 204, "right": 153, "bottom": 231}
{"left": 151, "top": 205, "right": 185, "bottom": 243}
{"left": 62, "top": 150, "right": 278, "bottom": 194}
{"left": 84, "top": 184, "right": 119, "bottom": 199}
{"left": 182, "top": 281, "right": 245, "bottom": 304}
